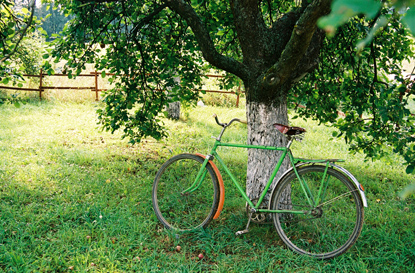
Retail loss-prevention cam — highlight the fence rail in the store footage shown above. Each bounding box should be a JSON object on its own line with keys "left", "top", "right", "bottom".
{"left": 0, "top": 70, "right": 243, "bottom": 107}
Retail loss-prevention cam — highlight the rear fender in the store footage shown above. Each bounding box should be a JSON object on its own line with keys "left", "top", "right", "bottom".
{"left": 329, "top": 163, "right": 367, "bottom": 207}
{"left": 268, "top": 163, "right": 368, "bottom": 209}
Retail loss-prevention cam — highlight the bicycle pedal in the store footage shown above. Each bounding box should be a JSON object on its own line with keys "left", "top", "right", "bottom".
{"left": 235, "top": 229, "right": 249, "bottom": 236}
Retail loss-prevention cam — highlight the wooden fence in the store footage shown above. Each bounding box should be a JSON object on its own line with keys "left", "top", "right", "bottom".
{"left": 0, "top": 70, "right": 243, "bottom": 107}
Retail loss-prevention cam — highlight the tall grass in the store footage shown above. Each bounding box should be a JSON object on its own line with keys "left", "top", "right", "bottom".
{"left": 0, "top": 101, "right": 414, "bottom": 272}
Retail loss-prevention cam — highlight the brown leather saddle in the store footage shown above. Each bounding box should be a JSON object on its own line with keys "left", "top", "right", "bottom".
{"left": 273, "top": 123, "right": 306, "bottom": 136}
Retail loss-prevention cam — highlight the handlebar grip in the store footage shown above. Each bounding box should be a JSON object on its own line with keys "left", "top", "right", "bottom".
{"left": 212, "top": 113, "right": 224, "bottom": 127}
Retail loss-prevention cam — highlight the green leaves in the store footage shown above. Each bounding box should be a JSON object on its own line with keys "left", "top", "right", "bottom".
{"left": 318, "top": 0, "right": 415, "bottom": 52}
{"left": 406, "top": 164, "right": 415, "bottom": 174}
{"left": 13, "top": 101, "right": 21, "bottom": 108}
{"left": 402, "top": 7, "right": 415, "bottom": 35}
{"left": 355, "top": 16, "right": 388, "bottom": 53}
{"left": 48, "top": 0, "right": 210, "bottom": 143}
{"left": 293, "top": 11, "right": 415, "bottom": 173}
{"left": 318, "top": 0, "right": 382, "bottom": 36}
{"left": 1, "top": 0, "right": 44, "bottom": 89}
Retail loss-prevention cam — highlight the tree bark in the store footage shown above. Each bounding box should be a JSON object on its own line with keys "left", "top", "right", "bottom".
{"left": 245, "top": 91, "right": 290, "bottom": 204}
{"left": 166, "top": 101, "right": 180, "bottom": 120}
{"left": 166, "top": 76, "right": 181, "bottom": 120}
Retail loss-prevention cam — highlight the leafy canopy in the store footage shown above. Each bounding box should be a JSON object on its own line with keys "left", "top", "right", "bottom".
{"left": 47, "top": 0, "right": 245, "bottom": 141}
{"left": 295, "top": 7, "right": 415, "bottom": 173}
{"left": 319, "top": 0, "right": 415, "bottom": 37}
{"left": 48, "top": 0, "right": 415, "bottom": 173}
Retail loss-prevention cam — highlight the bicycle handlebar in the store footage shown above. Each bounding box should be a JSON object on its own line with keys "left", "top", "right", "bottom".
{"left": 213, "top": 114, "right": 246, "bottom": 128}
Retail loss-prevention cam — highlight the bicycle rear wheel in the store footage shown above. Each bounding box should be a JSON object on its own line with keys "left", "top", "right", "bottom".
{"left": 152, "top": 154, "right": 220, "bottom": 231}
{"left": 270, "top": 165, "right": 364, "bottom": 259}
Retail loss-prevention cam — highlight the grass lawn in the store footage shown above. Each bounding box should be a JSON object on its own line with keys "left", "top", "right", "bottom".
{"left": 0, "top": 101, "right": 414, "bottom": 272}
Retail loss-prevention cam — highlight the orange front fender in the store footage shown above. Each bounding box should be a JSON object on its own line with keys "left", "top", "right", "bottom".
{"left": 195, "top": 153, "right": 225, "bottom": 219}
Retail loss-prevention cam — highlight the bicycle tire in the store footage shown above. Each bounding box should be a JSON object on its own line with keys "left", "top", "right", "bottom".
{"left": 270, "top": 165, "right": 364, "bottom": 259}
{"left": 152, "top": 154, "right": 220, "bottom": 231}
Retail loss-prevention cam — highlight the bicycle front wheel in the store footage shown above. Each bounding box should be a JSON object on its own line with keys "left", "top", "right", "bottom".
{"left": 152, "top": 154, "right": 220, "bottom": 231}
{"left": 270, "top": 165, "right": 364, "bottom": 259}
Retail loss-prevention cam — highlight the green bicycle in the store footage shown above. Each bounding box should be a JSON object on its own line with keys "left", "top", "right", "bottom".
{"left": 152, "top": 115, "right": 367, "bottom": 259}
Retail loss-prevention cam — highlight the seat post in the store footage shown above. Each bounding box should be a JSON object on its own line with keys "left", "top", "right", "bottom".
{"left": 286, "top": 138, "right": 293, "bottom": 149}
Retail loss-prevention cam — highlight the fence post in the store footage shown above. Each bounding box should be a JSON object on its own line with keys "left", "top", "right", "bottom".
{"left": 94, "top": 70, "right": 99, "bottom": 101}
{"left": 39, "top": 69, "right": 43, "bottom": 100}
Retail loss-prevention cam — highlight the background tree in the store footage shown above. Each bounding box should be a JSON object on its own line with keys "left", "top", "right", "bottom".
{"left": 48, "top": 0, "right": 415, "bottom": 203}
{"left": 0, "top": 0, "right": 43, "bottom": 105}
{"left": 35, "top": 1, "right": 71, "bottom": 40}
{"left": 1, "top": 0, "right": 37, "bottom": 78}
{"left": 165, "top": 75, "right": 181, "bottom": 120}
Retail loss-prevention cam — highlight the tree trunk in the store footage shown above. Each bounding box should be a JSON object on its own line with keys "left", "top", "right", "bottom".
{"left": 246, "top": 97, "right": 290, "bottom": 206}
{"left": 166, "top": 76, "right": 181, "bottom": 120}
{"left": 166, "top": 101, "right": 180, "bottom": 120}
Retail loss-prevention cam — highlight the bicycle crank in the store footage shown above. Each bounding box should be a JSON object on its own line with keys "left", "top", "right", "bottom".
{"left": 246, "top": 198, "right": 272, "bottom": 225}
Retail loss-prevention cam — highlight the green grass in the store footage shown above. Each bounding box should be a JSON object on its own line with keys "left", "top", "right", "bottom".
{"left": 1, "top": 101, "right": 415, "bottom": 272}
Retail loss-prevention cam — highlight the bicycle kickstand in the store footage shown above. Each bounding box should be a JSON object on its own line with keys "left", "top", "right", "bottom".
{"left": 235, "top": 211, "right": 252, "bottom": 236}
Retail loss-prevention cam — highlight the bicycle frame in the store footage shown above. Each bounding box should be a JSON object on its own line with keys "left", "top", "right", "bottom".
{"left": 152, "top": 115, "right": 368, "bottom": 258}
{"left": 183, "top": 138, "right": 333, "bottom": 216}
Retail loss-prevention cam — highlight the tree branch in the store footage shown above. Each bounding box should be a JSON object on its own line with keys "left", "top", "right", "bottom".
{"left": 0, "top": 0, "right": 36, "bottom": 63}
{"left": 230, "top": 0, "right": 270, "bottom": 70}
{"left": 266, "top": 0, "right": 274, "bottom": 25}
{"left": 263, "top": 0, "right": 331, "bottom": 87}
{"left": 162, "top": 0, "right": 249, "bottom": 80}
{"left": 130, "top": 3, "right": 168, "bottom": 38}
